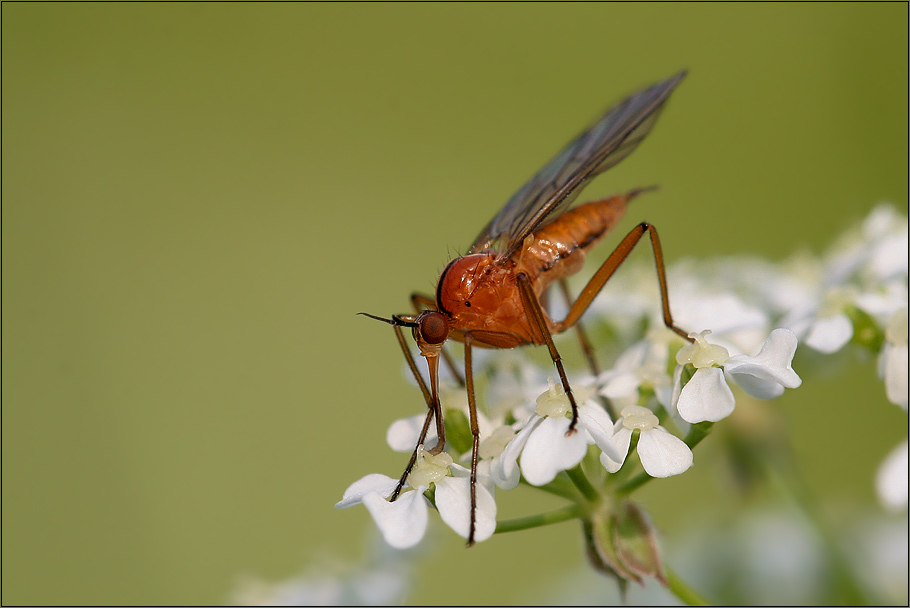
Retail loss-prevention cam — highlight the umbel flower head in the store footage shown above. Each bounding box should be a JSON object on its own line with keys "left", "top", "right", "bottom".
{"left": 338, "top": 325, "right": 802, "bottom": 551}
{"left": 328, "top": 203, "right": 908, "bottom": 607}
{"left": 337, "top": 205, "right": 906, "bottom": 558}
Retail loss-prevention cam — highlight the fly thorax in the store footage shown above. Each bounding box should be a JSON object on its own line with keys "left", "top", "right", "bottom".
{"left": 436, "top": 253, "right": 502, "bottom": 317}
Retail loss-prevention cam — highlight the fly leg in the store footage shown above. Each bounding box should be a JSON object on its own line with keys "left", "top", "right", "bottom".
{"left": 558, "top": 278, "right": 618, "bottom": 420}
{"left": 516, "top": 273, "right": 582, "bottom": 432}
{"left": 558, "top": 278, "right": 603, "bottom": 378}
{"left": 412, "top": 294, "right": 481, "bottom": 546}
{"left": 463, "top": 334, "right": 481, "bottom": 546}
{"left": 555, "top": 222, "right": 692, "bottom": 341}
{"left": 388, "top": 321, "right": 445, "bottom": 500}
{"left": 411, "top": 292, "right": 465, "bottom": 387}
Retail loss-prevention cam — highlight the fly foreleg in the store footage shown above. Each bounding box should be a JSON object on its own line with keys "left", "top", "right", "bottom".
{"left": 389, "top": 322, "right": 444, "bottom": 500}
{"left": 516, "top": 273, "right": 581, "bottom": 432}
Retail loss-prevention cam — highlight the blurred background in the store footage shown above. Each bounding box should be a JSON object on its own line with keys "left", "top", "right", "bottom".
{"left": 3, "top": 4, "right": 907, "bottom": 605}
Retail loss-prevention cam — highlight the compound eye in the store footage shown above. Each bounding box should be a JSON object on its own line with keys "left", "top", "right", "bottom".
{"left": 418, "top": 311, "right": 449, "bottom": 345}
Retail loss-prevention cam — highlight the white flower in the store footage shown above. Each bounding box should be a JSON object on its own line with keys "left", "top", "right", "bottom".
{"left": 857, "top": 204, "right": 909, "bottom": 283}
{"left": 477, "top": 424, "right": 522, "bottom": 490}
{"left": 335, "top": 473, "right": 426, "bottom": 549}
{"left": 780, "top": 205, "right": 908, "bottom": 354}
{"left": 673, "top": 331, "right": 736, "bottom": 423}
{"left": 723, "top": 328, "right": 802, "bottom": 399}
{"left": 878, "top": 307, "right": 908, "bottom": 410}
{"left": 876, "top": 440, "right": 908, "bottom": 512}
{"left": 335, "top": 450, "right": 497, "bottom": 548}
{"left": 674, "top": 329, "right": 801, "bottom": 423}
{"left": 384, "top": 382, "right": 528, "bottom": 494}
{"left": 824, "top": 204, "right": 908, "bottom": 286}
{"left": 600, "top": 405, "right": 693, "bottom": 477}
{"left": 780, "top": 287, "right": 856, "bottom": 354}
{"left": 495, "top": 380, "right": 621, "bottom": 487}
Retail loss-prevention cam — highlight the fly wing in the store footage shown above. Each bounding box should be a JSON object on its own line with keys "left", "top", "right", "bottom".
{"left": 469, "top": 71, "right": 686, "bottom": 260}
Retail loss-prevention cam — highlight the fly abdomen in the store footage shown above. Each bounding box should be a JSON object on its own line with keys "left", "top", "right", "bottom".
{"left": 516, "top": 189, "right": 644, "bottom": 287}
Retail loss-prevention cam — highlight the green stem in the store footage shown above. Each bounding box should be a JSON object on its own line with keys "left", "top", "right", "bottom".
{"left": 616, "top": 470, "right": 650, "bottom": 494}
{"left": 684, "top": 421, "right": 713, "bottom": 449}
{"left": 665, "top": 566, "right": 711, "bottom": 606}
{"left": 566, "top": 464, "right": 600, "bottom": 502}
{"left": 494, "top": 503, "right": 584, "bottom": 534}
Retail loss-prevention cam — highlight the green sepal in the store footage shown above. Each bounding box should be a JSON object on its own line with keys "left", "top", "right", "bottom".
{"left": 845, "top": 305, "right": 886, "bottom": 352}
{"left": 443, "top": 408, "right": 473, "bottom": 455}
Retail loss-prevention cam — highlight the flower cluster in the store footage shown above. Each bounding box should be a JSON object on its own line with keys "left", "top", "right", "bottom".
{"left": 337, "top": 204, "right": 907, "bottom": 553}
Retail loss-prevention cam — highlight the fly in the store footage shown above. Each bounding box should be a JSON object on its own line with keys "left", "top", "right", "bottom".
{"left": 361, "top": 71, "right": 691, "bottom": 546}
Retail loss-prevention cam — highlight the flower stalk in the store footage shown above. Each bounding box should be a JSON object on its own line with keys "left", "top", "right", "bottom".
{"left": 494, "top": 503, "right": 585, "bottom": 535}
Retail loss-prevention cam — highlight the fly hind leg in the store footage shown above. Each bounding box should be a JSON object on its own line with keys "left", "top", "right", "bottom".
{"left": 558, "top": 278, "right": 604, "bottom": 379}
{"left": 558, "top": 278, "right": 619, "bottom": 420}
{"left": 555, "top": 222, "right": 692, "bottom": 341}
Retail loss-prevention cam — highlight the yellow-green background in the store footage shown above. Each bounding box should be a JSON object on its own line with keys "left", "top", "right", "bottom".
{"left": 3, "top": 3, "right": 907, "bottom": 605}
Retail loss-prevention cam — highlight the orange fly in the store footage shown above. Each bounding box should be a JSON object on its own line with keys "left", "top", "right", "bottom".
{"left": 362, "top": 71, "right": 691, "bottom": 546}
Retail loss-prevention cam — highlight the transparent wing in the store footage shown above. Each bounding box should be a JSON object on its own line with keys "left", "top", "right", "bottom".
{"left": 469, "top": 71, "right": 686, "bottom": 260}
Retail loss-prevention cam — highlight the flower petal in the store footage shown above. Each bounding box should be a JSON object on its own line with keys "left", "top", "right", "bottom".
{"left": 335, "top": 474, "right": 399, "bottom": 509}
{"left": 488, "top": 455, "right": 521, "bottom": 491}
{"left": 386, "top": 414, "right": 436, "bottom": 453}
{"left": 599, "top": 370, "right": 641, "bottom": 401}
{"left": 363, "top": 489, "right": 428, "bottom": 549}
{"left": 724, "top": 328, "right": 802, "bottom": 399}
{"left": 492, "top": 415, "right": 540, "bottom": 489}
{"left": 578, "top": 402, "right": 623, "bottom": 462}
{"left": 434, "top": 476, "right": 497, "bottom": 543}
{"left": 473, "top": 459, "right": 505, "bottom": 495}
{"left": 880, "top": 342, "right": 909, "bottom": 410}
{"left": 448, "top": 461, "right": 496, "bottom": 497}
{"left": 600, "top": 425, "right": 632, "bottom": 473}
{"left": 520, "top": 416, "right": 587, "bottom": 485}
{"left": 875, "top": 440, "right": 908, "bottom": 512}
{"left": 670, "top": 364, "right": 684, "bottom": 410}
{"left": 637, "top": 427, "right": 693, "bottom": 477}
{"left": 676, "top": 367, "right": 736, "bottom": 423}
{"left": 803, "top": 313, "right": 853, "bottom": 354}
{"left": 726, "top": 369, "right": 785, "bottom": 399}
